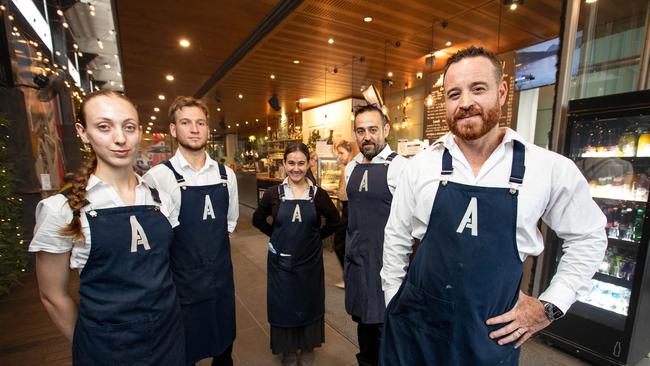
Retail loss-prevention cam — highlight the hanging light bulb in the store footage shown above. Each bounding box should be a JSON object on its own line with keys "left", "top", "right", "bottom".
{"left": 425, "top": 94, "right": 435, "bottom": 107}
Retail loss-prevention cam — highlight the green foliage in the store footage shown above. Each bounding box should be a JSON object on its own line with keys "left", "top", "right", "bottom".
{"left": 0, "top": 114, "right": 27, "bottom": 296}
{"left": 307, "top": 130, "right": 321, "bottom": 150}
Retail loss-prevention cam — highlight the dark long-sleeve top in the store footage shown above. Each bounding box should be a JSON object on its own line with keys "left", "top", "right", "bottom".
{"left": 252, "top": 184, "right": 341, "bottom": 239}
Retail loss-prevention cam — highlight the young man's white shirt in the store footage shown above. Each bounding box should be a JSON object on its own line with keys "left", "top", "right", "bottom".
{"left": 143, "top": 149, "right": 239, "bottom": 233}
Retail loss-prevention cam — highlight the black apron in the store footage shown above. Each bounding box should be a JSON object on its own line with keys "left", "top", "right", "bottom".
{"left": 162, "top": 161, "right": 235, "bottom": 364}
{"left": 72, "top": 188, "right": 185, "bottom": 366}
{"left": 267, "top": 185, "right": 324, "bottom": 327}
{"left": 344, "top": 152, "right": 398, "bottom": 324}
{"left": 379, "top": 141, "right": 526, "bottom": 365}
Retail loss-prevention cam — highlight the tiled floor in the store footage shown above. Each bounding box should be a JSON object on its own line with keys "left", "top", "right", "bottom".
{"left": 0, "top": 204, "right": 591, "bottom": 365}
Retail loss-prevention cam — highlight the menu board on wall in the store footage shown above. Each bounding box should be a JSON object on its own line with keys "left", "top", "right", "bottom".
{"left": 422, "top": 52, "right": 520, "bottom": 142}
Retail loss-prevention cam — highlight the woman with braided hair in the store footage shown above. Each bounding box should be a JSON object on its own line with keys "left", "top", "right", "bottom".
{"left": 29, "top": 90, "right": 185, "bottom": 365}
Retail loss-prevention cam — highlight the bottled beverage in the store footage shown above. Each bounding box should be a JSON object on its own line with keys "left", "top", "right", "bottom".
{"left": 326, "top": 129, "right": 333, "bottom": 145}
{"left": 633, "top": 207, "right": 645, "bottom": 242}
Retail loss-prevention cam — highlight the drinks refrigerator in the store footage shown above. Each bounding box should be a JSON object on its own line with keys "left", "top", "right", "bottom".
{"left": 539, "top": 90, "right": 650, "bottom": 365}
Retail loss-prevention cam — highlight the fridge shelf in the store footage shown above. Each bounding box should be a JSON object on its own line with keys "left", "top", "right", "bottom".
{"left": 607, "top": 238, "right": 640, "bottom": 252}
{"left": 593, "top": 272, "right": 634, "bottom": 289}
{"left": 593, "top": 196, "right": 648, "bottom": 204}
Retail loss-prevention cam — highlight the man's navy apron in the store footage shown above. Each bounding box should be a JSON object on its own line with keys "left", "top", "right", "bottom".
{"left": 379, "top": 141, "right": 526, "bottom": 366}
{"left": 162, "top": 161, "right": 235, "bottom": 364}
{"left": 345, "top": 152, "right": 398, "bottom": 324}
{"left": 71, "top": 188, "right": 185, "bottom": 366}
{"left": 267, "top": 185, "right": 324, "bottom": 327}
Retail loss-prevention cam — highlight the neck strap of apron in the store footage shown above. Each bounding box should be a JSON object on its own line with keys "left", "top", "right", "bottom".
{"left": 440, "top": 139, "right": 526, "bottom": 193}
{"left": 148, "top": 187, "right": 162, "bottom": 204}
{"left": 386, "top": 152, "right": 398, "bottom": 162}
{"left": 162, "top": 160, "right": 185, "bottom": 184}
{"left": 278, "top": 184, "right": 315, "bottom": 202}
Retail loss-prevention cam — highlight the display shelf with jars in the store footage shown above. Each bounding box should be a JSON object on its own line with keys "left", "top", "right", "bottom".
{"left": 317, "top": 157, "right": 341, "bottom": 194}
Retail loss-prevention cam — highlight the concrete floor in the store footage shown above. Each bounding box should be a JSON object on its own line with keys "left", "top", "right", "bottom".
{"left": 0, "top": 205, "right": 592, "bottom": 365}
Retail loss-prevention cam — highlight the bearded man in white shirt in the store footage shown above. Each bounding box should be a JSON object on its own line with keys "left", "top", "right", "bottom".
{"left": 378, "top": 46, "right": 607, "bottom": 366}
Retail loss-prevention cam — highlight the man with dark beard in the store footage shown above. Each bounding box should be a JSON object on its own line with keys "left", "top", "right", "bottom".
{"left": 378, "top": 46, "right": 606, "bottom": 365}
{"left": 144, "top": 96, "right": 239, "bottom": 366}
{"left": 343, "top": 105, "right": 407, "bottom": 366}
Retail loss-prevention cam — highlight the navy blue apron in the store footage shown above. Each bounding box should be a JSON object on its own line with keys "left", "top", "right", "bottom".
{"left": 345, "top": 152, "right": 398, "bottom": 324}
{"left": 71, "top": 188, "right": 185, "bottom": 366}
{"left": 162, "top": 161, "right": 235, "bottom": 364}
{"left": 379, "top": 141, "right": 526, "bottom": 366}
{"left": 267, "top": 185, "right": 324, "bottom": 327}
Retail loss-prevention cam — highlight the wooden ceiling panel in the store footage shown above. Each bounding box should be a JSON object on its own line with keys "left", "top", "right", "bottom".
{"left": 116, "top": 0, "right": 562, "bottom": 134}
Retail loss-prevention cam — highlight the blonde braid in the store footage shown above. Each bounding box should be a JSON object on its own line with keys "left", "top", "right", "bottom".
{"left": 59, "top": 155, "right": 97, "bottom": 240}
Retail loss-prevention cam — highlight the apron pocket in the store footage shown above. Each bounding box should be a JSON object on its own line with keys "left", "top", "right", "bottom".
{"left": 74, "top": 316, "right": 153, "bottom": 364}
{"left": 109, "top": 318, "right": 154, "bottom": 363}
{"left": 272, "top": 252, "right": 294, "bottom": 272}
{"left": 173, "top": 262, "right": 217, "bottom": 304}
{"left": 390, "top": 281, "right": 455, "bottom": 339}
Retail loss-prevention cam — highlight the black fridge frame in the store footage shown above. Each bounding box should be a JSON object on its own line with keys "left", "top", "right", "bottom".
{"left": 539, "top": 89, "right": 650, "bottom": 366}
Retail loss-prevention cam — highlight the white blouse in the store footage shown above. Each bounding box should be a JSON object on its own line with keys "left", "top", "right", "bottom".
{"left": 29, "top": 174, "right": 179, "bottom": 272}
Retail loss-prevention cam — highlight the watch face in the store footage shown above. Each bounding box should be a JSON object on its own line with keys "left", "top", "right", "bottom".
{"left": 544, "top": 302, "right": 564, "bottom": 320}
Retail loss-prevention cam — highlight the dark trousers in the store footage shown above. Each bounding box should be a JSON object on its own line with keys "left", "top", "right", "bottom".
{"left": 189, "top": 344, "right": 233, "bottom": 366}
{"left": 333, "top": 201, "right": 348, "bottom": 268}
{"left": 355, "top": 320, "right": 382, "bottom": 366}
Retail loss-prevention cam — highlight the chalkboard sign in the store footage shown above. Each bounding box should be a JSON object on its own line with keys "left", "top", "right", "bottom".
{"left": 422, "top": 52, "right": 519, "bottom": 142}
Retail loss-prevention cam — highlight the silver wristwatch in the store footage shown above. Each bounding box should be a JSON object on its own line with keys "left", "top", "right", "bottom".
{"left": 541, "top": 301, "right": 564, "bottom": 322}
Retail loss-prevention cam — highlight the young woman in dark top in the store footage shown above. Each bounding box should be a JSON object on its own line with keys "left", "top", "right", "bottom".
{"left": 252, "top": 142, "right": 340, "bottom": 366}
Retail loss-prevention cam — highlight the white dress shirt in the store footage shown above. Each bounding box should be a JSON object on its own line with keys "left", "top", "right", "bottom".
{"left": 382, "top": 128, "right": 607, "bottom": 313}
{"left": 344, "top": 144, "right": 408, "bottom": 194}
{"left": 29, "top": 174, "right": 179, "bottom": 272}
{"left": 143, "top": 149, "right": 239, "bottom": 233}
{"left": 280, "top": 177, "right": 317, "bottom": 200}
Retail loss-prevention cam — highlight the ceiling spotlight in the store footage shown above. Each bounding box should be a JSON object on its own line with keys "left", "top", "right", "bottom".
{"left": 236, "top": 123, "right": 240, "bottom": 127}
{"left": 56, "top": 9, "right": 63, "bottom": 16}
{"left": 238, "top": 93, "right": 243, "bottom": 99}
{"left": 165, "top": 74, "right": 174, "bottom": 81}
{"left": 267, "top": 126, "right": 271, "bottom": 131}
{"left": 245, "top": 121, "right": 249, "bottom": 125}
{"left": 8, "top": 15, "right": 14, "bottom": 21}
{"left": 62, "top": 22, "right": 69, "bottom": 28}
{"left": 270, "top": 74, "right": 276, "bottom": 79}
{"left": 87, "top": 70, "right": 93, "bottom": 75}
{"left": 293, "top": 60, "right": 300, "bottom": 64}
{"left": 416, "top": 72, "right": 423, "bottom": 80}
{"left": 148, "top": 122, "right": 154, "bottom": 126}
{"left": 158, "top": 94, "right": 165, "bottom": 100}
{"left": 104, "top": 63, "right": 111, "bottom": 69}
{"left": 73, "top": 43, "right": 79, "bottom": 50}
{"left": 503, "top": 0, "right": 523, "bottom": 10}
{"left": 150, "top": 116, "right": 156, "bottom": 120}
{"left": 77, "top": 52, "right": 83, "bottom": 57}
{"left": 119, "top": 84, "right": 123, "bottom": 88}
{"left": 55, "top": 50, "right": 61, "bottom": 56}
{"left": 387, "top": 71, "right": 393, "bottom": 78}
{"left": 328, "top": 38, "right": 334, "bottom": 44}
{"left": 363, "top": 16, "right": 372, "bottom": 22}
{"left": 154, "top": 107, "right": 160, "bottom": 112}
{"left": 146, "top": 126, "right": 152, "bottom": 130}
{"left": 109, "top": 80, "right": 115, "bottom": 86}
{"left": 255, "top": 118, "right": 259, "bottom": 122}
{"left": 295, "top": 108, "right": 299, "bottom": 113}
{"left": 217, "top": 107, "right": 221, "bottom": 112}
{"left": 228, "top": 125, "right": 231, "bottom": 129}
{"left": 179, "top": 38, "right": 190, "bottom": 47}
{"left": 446, "top": 41, "right": 452, "bottom": 47}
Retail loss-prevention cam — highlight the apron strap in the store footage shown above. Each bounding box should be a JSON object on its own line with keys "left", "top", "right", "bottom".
{"left": 278, "top": 184, "right": 286, "bottom": 202}
{"left": 440, "top": 148, "right": 453, "bottom": 186}
{"left": 59, "top": 190, "right": 88, "bottom": 219}
{"left": 508, "top": 140, "right": 526, "bottom": 194}
{"left": 308, "top": 185, "right": 315, "bottom": 201}
{"left": 149, "top": 187, "right": 162, "bottom": 204}
{"left": 386, "top": 152, "right": 399, "bottom": 162}
{"left": 217, "top": 163, "right": 228, "bottom": 182}
{"left": 162, "top": 160, "right": 185, "bottom": 184}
